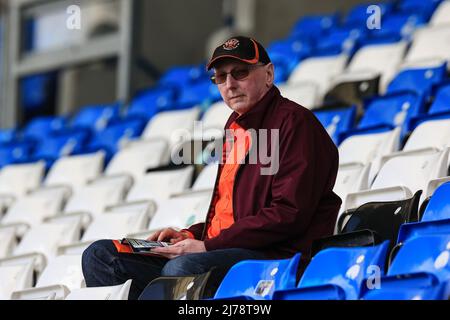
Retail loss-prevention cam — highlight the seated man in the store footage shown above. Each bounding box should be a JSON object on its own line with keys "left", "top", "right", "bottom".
{"left": 82, "top": 36, "right": 342, "bottom": 300}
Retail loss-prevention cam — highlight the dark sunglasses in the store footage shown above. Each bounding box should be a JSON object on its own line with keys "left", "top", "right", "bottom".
{"left": 210, "top": 63, "right": 265, "bottom": 85}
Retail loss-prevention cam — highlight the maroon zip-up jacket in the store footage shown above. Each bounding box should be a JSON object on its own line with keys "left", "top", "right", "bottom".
{"left": 186, "top": 86, "right": 341, "bottom": 264}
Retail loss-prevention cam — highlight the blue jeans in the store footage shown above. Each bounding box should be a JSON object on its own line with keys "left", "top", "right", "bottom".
{"left": 82, "top": 239, "right": 268, "bottom": 300}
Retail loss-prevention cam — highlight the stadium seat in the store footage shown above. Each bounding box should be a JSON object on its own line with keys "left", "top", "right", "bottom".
{"left": 360, "top": 234, "right": 450, "bottom": 300}
{"left": 11, "top": 254, "right": 83, "bottom": 300}
{"left": 344, "top": 2, "right": 393, "bottom": 29}
{"left": 1, "top": 186, "right": 69, "bottom": 237}
{"left": 191, "top": 162, "right": 219, "bottom": 191}
{"left": 159, "top": 64, "right": 207, "bottom": 89}
{"left": 397, "top": 181, "right": 450, "bottom": 244}
{"left": 0, "top": 262, "right": 34, "bottom": 299}
{"left": 368, "top": 13, "right": 426, "bottom": 42}
{"left": 65, "top": 279, "right": 132, "bottom": 300}
{"left": 356, "top": 91, "right": 425, "bottom": 140}
{"left": 126, "top": 86, "right": 176, "bottom": 120}
{"left": 176, "top": 80, "right": 221, "bottom": 110}
{"left": 287, "top": 54, "right": 348, "bottom": 105}
{"left": 0, "top": 142, "right": 33, "bottom": 168}
{"left": 343, "top": 148, "right": 449, "bottom": 211}
{"left": 148, "top": 191, "right": 212, "bottom": 231}
{"left": 43, "top": 152, "right": 105, "bottom": 192}
{"left": 313, "top": 106, "right": 356, "bottom": 145}
{"left": 327, "top": 41, "right": 407, "bottom": 106}
{"left": 386, "top": 62, "right": 447, "bottom": 98}
{"left": 278, "top": 82, "right": 319, "bottom": 109}
{"left": 138, "top": 270, "right": 214, "bottom": 300}
{"left": 338, "top": 128, "right": 401, "bottom": 184}
{"left": 314, "top": 28, "right": 363, "bottom": 56}
{"left": 404, "top": 25, "right": 450, "bottom": 65}
{"left": 21, "top": 116, "right": 67, "bottom": 142}
{"left": 397, "top": 0, "right": 442, "bottom": 21}
{"left": 427, "top": 83, "right": 450, "bottom": 116}
{"left": 290, "top": 14, "right": 339, "bottom": 40}
{"left": 141, "top": 107, "right": 201, "bottom": 151}
{"left": 337, "top": 191, "right": 421, "bottom": 246}
{"left": 125, "top": 166, "right": 194, "bottom": 206}
{"left": 0, "top": 228, "right": 18, "bottom": 259}
{"left": 430, "top": 0, "right": 450, "bottom": 27}
{"left": 104, "top": 139, "right": 170, "bottom": 182}
{"left": 403, "top": 118, "right": 450, "bottom": 152}
{"left": 213, "top": 253, "right": 301, "bottom": 300}
{"left": 194, "top": 101, "right": 232, "bottom": 140}
{"left": 70, "top": 104, "right": 120, "bottom": 132}
{"left": 0, "top": 161, "right": 45, "bottom": 200}
{"left": 272, "top": 241, "right": 389, "bottom": 300}
{"left": 0, "top": 128, "right": 16, "bottom": 144}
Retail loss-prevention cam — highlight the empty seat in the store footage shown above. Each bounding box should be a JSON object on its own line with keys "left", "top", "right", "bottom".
{"left": 272, "top": 242, "right": 389, "bottom": 300}
{"left": 404, "top": 26, "right": 450, "bottom": 66}
{"left": 43, "top": 152, "right": 105, "bottom": 191}
{"left": 0, "top": 262, "right": 34, "bottom": 299}
{"left": 403, "top": 118, "right": 450, "bottom": 152}
{"left": 313, "top": 106, "right": 356, "bottom": 145}
{"left": 343, "top": 148, "right": 449, "bottom": 211}
{"left": 141, "top": 107, "right": 201, "bottom": 151}
{"left": 338, "top": 128, "right": 401, "bottom": 183}
{"left": 70, "top": 104, "right": 120, "bottom": 132}
{"left": 357, "top": 92, "right": 424, "bottom": 139}
{"left": 192, "top": 163, "right": 219, "bottom": 191}
{"left": 213, "top": 253, "right": 301, "bottom": 300}
{"left": 427, "top": 83, "right": 450, "bottom": 116}
{"left": 65, "top": 279, "right": 132, "bottom": 300}
{"left": 138, "top": 270, "right": 214, "bottom": 300}
{"left": 195, "top": 101, "right": 232, "bottom": 139}
{"left": 105, "top": 139, "right": 170, "bottom": 182}
{"left": 360, "top": 234, "right": 450, "bottom": 300}
{"left": 278, "top": 82, "right": 320, "bottom": 109}
{"left": 0, "top": 228, "right": 18, "bottom": 259}
{"left": 126, "top": 86, "right": 176, "bottom": 120}
{"left": 11, "top": 254, "right": 83, "bottom": 300}
{"left": 430, "top": 0, "right": 450, "bottom": 27}
{"left": 397, "top": 181, "right": 450, "bottom": 244}
{"left": 22, "top": 116, "right": 66, "bottom": 142}
{"left": 0, "top": 161, "right": 45, "bottom": 202}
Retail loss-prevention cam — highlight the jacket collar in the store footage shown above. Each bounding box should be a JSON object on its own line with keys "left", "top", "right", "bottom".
{"left": 226, "top": 85, "right": 280, "bottom": 131}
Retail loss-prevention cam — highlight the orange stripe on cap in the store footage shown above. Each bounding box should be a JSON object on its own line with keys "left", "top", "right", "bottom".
{"left": 207, "top": 39, "right": 260, "bottom": 70}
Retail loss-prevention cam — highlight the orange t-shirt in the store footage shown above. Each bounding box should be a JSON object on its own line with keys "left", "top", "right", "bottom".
{"left": 207, "top": 121, "right": 252, "bottom": 239}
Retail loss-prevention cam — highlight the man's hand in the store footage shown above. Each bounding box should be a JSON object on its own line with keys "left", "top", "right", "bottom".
{"left": 150, "top": 239, "right": 206, "bottom": 259}
{"left": 147, "top": 228, "right": 190, "bottom": 244}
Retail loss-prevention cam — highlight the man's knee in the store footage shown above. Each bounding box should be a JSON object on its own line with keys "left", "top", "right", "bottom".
{"left": 161, "top": 255, "right": 209, "bottom": 277}
{"left": 82, "top": 239, "right": 116, "bottom": 273}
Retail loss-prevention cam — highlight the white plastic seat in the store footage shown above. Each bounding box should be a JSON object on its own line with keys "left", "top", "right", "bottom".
{"left": 148, "top": 191, "right": 211, "bottom": 231}
{"left": 125, "top": 166, "right": 194, "bottom": 206}
{"left": 0, "top": 228, "right": 18, "bottom": 259}
{"left": 192, "top": 163, "right": 219, "bottom": 191}
{"left": 105, "top": 139, "right": 170, "bottom": 182}
{"left": 404, "top": 26, "right": 450, "bottom": 66}
{"left": 344, "top": 148, "right": 449, "bottom": 211}
{"left": 195, "top": 101, "right": 232, "bottom": 139}
{"left": 44, "top": 152, "right": 105, "bottom": 192}
{"left": 278, "top": 82, "right": 320, "bottom": 109}
{"left": 1, "top": 187, "right": 69, "bottom": 237}
{"left": 332, "top": 42, "right": 407, "bottom": 93}
{"left": 430, "top": 0, "right": 450, "bottom": 27}
{"left": 11, "top": 254, "right": 84, "bottom": 300}
{"left": 0, "top": 262, "right": 34, "bottom": 299}
{"left": 141, "top": 107, "right": 201, "bottom": 150}
{"left": 0, "top": 162, "right": 45, "bottom": 212}
{"left": 287, "top": 54, "right": 348, "bottom": 102}
{"left": 63, "top": 175, "right": 131, "bottom": 224}
{"left": 338, "top": 128, "right": 401, "bottom": 183}
{"left": 403, "top": 118, "right": 450, "bottom": 152}
{"left": 65, "top": 279, "right": 132, "bottom": 300}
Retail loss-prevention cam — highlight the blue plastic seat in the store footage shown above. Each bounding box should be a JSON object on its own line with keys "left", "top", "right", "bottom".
{"left": 290, "top": 14, "right": 338, "bottom": 40}
{"left": 213, "top": 253, "right": 301, "bottom": 300}
{"left": 0, "top": 142, "right": 31, "bottom": 168}
{"left": 360, "top": 234, "right": 450, "bottom": 300}
{"left": 22, "top": 116, "right": 67, "bottom": 141}
{"left": 397, "top": 0, "right": 442, "bottom": 21}
{"left": 159, "top": 64, "right": 208, "bottom": 90}
{"left": 30, "top": 130, "right": 89, "bottom": 169}
{"left": 344, "top": 2, "right": 393, "bottom": 29}
{"left": 368, "top": 13, "right": 427, "bottom": 41}
{"left": 428, "top": 83, "right": 450, "bottom": 116}
{"left": 176, "top": 80, "right": 221, "bottom": 110}
{"left": 386, "top": 62, "right": 447, "bottom": 98}
{"left": 272, "top": 241, "right": 390, "bottom": 300}
{"left": 71, "top": 103, "right": 121, "bottom": 132}
{"left": 0, "top": 128, "right": 16, "bottom": 144}
{"left": 357, "top": 92, "right": 425, "bottom": 139}
{"left": 397, "top": 182, "right": 450, "bottom": 244}
{"left": 127, "top": 86, "right": 176, "bottom": 120}
{"left": 83, "top": 118, "right": 146, "bottom": 163}
{"left": 314, "top": 27, "right": 365, "bottom": 56}
{"left": 313, "top": 106, "right": 356, "bottom": 145}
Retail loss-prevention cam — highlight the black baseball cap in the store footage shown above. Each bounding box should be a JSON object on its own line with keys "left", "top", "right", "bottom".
{"left": 207, "top": 36, "right": 271, "bottom": 70}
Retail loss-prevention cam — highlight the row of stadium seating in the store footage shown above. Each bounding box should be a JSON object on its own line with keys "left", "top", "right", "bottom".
{"left": 0, "top": 0, "right": 449, "bottom": 299}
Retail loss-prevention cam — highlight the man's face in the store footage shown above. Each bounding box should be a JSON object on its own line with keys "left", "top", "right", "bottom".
{"left": 213, "top": 59, "right": 274, "bottom": 115}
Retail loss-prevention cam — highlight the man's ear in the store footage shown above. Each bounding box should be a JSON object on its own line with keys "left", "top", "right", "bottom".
{"left": 266, "top": 63, "right": 275, "bottom": 87}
